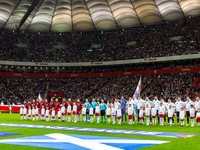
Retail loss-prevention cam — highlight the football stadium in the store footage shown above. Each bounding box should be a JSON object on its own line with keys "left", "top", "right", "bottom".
{"left": 0, "top": 0, "right": 200, "bottom": 149}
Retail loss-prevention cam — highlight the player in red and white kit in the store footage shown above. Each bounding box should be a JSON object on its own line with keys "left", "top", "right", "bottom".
{"left": 61, "top": 104, "right": 66, "bottom": 122}
{"left": 39, "top": 99, "right": 45, "bottom": 120}
{"left": 68, "top": 98, "right": 74, "bottom": 121}
{"left": 41, "top": 105, "right": 45, "bottom": 121}
{"left": 76, "top": 99, "right": 83, "bottom": 122}
{"left": 54, "top": 98, "right": 61, "bottom": 119}
{"left": 73, "top": 102, "right": 77, "bottom": 122}
{"left": 49, "top": 99, "right": 54, "bottom": 120}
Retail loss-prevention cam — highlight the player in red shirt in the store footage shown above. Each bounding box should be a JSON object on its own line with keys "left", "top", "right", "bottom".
{"left": 24, "top": 100, "right": 28, "bottom": 111}
{"left": 62, "top": 98, "right": 68, "bottom": 109}
{"left": 49, "top": 99, "right": 54, "bottom": 110}
{"left": 54, "top": 98, "right": 61, "bottom": 119}
{"left": 32, "top": 99, "right": 36, "bottom": 108}
{"left": 68, "top": 98, "right": 74, "bottom": 121}
{"left": 35, "top": 99, "right": 40, "bottom": 109}
{"left": 28, "top": 101, "right": 32, "bottom": 109}
{"left": 76, "top": 99, "right": 83, "bottom": 122}
{"left": 44, "top": 99, "right": 50, "bottom": 109}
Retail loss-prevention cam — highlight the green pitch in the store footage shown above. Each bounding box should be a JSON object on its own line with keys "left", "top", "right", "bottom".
{"left": 0, "top": 113, "right": 200, "bottom": 150}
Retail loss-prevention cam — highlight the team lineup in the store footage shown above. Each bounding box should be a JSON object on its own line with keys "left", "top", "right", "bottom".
{"left": 19, "top": 96, "right": 200, "bottom": 127}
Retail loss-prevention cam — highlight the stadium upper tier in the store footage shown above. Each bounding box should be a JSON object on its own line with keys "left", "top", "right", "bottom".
{"left": 0, "top": 0, "right": 200, "bottom": 31}
{"left": 0, "top": 16, "right": 200, "bottom": 63}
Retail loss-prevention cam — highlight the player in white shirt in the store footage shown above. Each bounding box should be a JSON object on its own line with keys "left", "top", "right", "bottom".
{"left": 82, "top": 105, "right": 87, "bottom": 122}
{"left": 73, "top": 102, "right": 77, "bottom": 122}
{"left": 180, "top": 107, "right": 185, "bottom": 126}
{"left": 168, "top": 105, "right": 174, "bottom": 126}
{"left": 151, "top": 104, "right": 156, "bottom": 125}
{"left": 20, "top": 105, "right": 24, "bottom": 120}
{"left": 153, "top": 96, "right": 160, "bottom": 124}
{"left": 160, "top": 98, "right": 167, "bottom": 125}
{"left": 128, "top": 103, "right": 134, "bottom": 125}
{"left": 23, "top": 106, "right": 27, "bottom": 120}
{"left": 89, "top": 105, "right": 94, "bottom": 123}
{"left": 136, "top": 96, "right": 145, "bottom": 124}
{"left": 158, "top": 103, "right": 165, "bottom": 126}
{"left": 95, "top": 103, "right": 100, "bottom": 123}
{"left": 114, "top": 98, "right": 120, "bottom": 113}
{"left": 28, "top": 106, "right": 32, "bottom": 120}
{"left": 111, "top": 104, "right": 116, "bottom": 124}
{"left": 35, "top": 106, "right": 39, "bottom": 120}
{"left": 190, "top": 104, "right": 195, "bottom": 127}
{"left": 196, "top": 109, "right": 200, "bottom": 127}
{"left": 45, "top": 107, "right": 50, "bottom": 121}
{"left": 166, "top": 99, "right": 175, "bottom": 125}
{"left": 32, "top": 106, "right": 36, "bottom": 121}
{"left": 117, "top": 106, "right": 122, "bottom": 124}
{"left": 184, "top": 96, "right": 193, "bottom": 126}
{"left": 145, "top": 104, "right": 150, "bottom": 125}
{"left": 51, "top": 107, "right": 56, "bottom": 121}
{"left": 139, "top": 106, "right": 144, "bottom": 124}
{"left": 41, "top": 106, "right": 45, "bottom": 121}
{"left": 145, "top": 97, "right": 153, "bottom": 124}
{"left": 67, "top": 103, "right": 72, "bottom": 122}
{"left": 106, "top": 104, "right": 111, "bottom": 124}
{"left": 61, "top": 104, "right": 66, "bottom": 122}
{"left": 58, "top": 108, "right": 62, "bottom": 121}
{"left": 175, "top": 97, "right": 184, "bottom": 126}
{"left": 107, "top": 101, "right": 111, "bottom": 109}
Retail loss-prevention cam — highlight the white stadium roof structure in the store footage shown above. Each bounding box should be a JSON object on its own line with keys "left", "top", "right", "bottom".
{"left": 0, "top": 0, "right": 200, "bottom": 32}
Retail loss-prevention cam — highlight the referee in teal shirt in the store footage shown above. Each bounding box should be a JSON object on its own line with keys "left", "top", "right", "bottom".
{"left": 100, "top": 99, "right": 107, "bottom": 123}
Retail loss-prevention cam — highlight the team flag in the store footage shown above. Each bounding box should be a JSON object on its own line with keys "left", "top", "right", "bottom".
{"left": 133, "top": 76, "right": 142, "bottom": 117}
{"left": 133, "top": 76, "right": 142, "bottom": 100}
{"left": 38, "top": 94, "right": 41, "bottom": 100}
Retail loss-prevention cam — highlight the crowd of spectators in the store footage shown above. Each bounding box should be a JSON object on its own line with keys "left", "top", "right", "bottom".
{"left": 144, "top": 72, "right": 200, "bottom": 100}
{"left": 0, "top": 77, "right": 46, "bottom": 102}
{"left": 0, "top": 72, "right": 199, "bottom": 103}
{"left": 0, "top": 16, "right": 199, "bottom": 63}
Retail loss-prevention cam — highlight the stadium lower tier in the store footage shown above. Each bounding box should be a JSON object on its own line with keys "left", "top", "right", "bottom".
{"left": 0, "top": 70, "right": 199, "bottom": 103}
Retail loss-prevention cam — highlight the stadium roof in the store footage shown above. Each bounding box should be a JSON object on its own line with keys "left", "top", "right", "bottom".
{"left": 0, "top": 0, "right": 200, "bottom": 31}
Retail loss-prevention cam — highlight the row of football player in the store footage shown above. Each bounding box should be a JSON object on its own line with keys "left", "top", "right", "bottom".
{"left": 20, "top": 102, "right": 200, "bottom": 127}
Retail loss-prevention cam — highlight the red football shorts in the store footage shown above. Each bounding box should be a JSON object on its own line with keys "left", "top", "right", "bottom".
{"left": 128, "top": 115, "right": 133, "bottom": 119}
{"left": 68, "top": 112, "right": 71, "bottom": 115}
{"left": 73, "top": 111, "right": 77, "bottom": 115}
{"left": 180, "top": 119, "right": 184, "bottom": 121}
{"left": 152, "top": 116, "right": 156, "bottom": 118}
{"left": 145, "top": 115, "right": 149, "bottom": 117}
{"left": 118, "top": 117, "right": 121, "bottom": 119}
{"left": 159, "top": 114, "right": 164, "bottom": 118}
{"left": 95, "top": 113, "right": 99, "bottom": 116}
{"left": 168, "top": 117, "right": 172, "bottom": 119}
{"left": 55, "top": 109, "right": 59, "bottom": 114}
{"left": 190, "top": 117, "right": 195, "bottom": 119}
{"left": 197, "top": 117, "right": 200, "bottom": 122}
{"left": 107, "top": 115, "right": 111, "bottom": 118}
{"left": 139, "top": 117, "right": 143, "bottom": 120}
{"left": 77, "top": 110, "right": 81, "bottom": 115}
